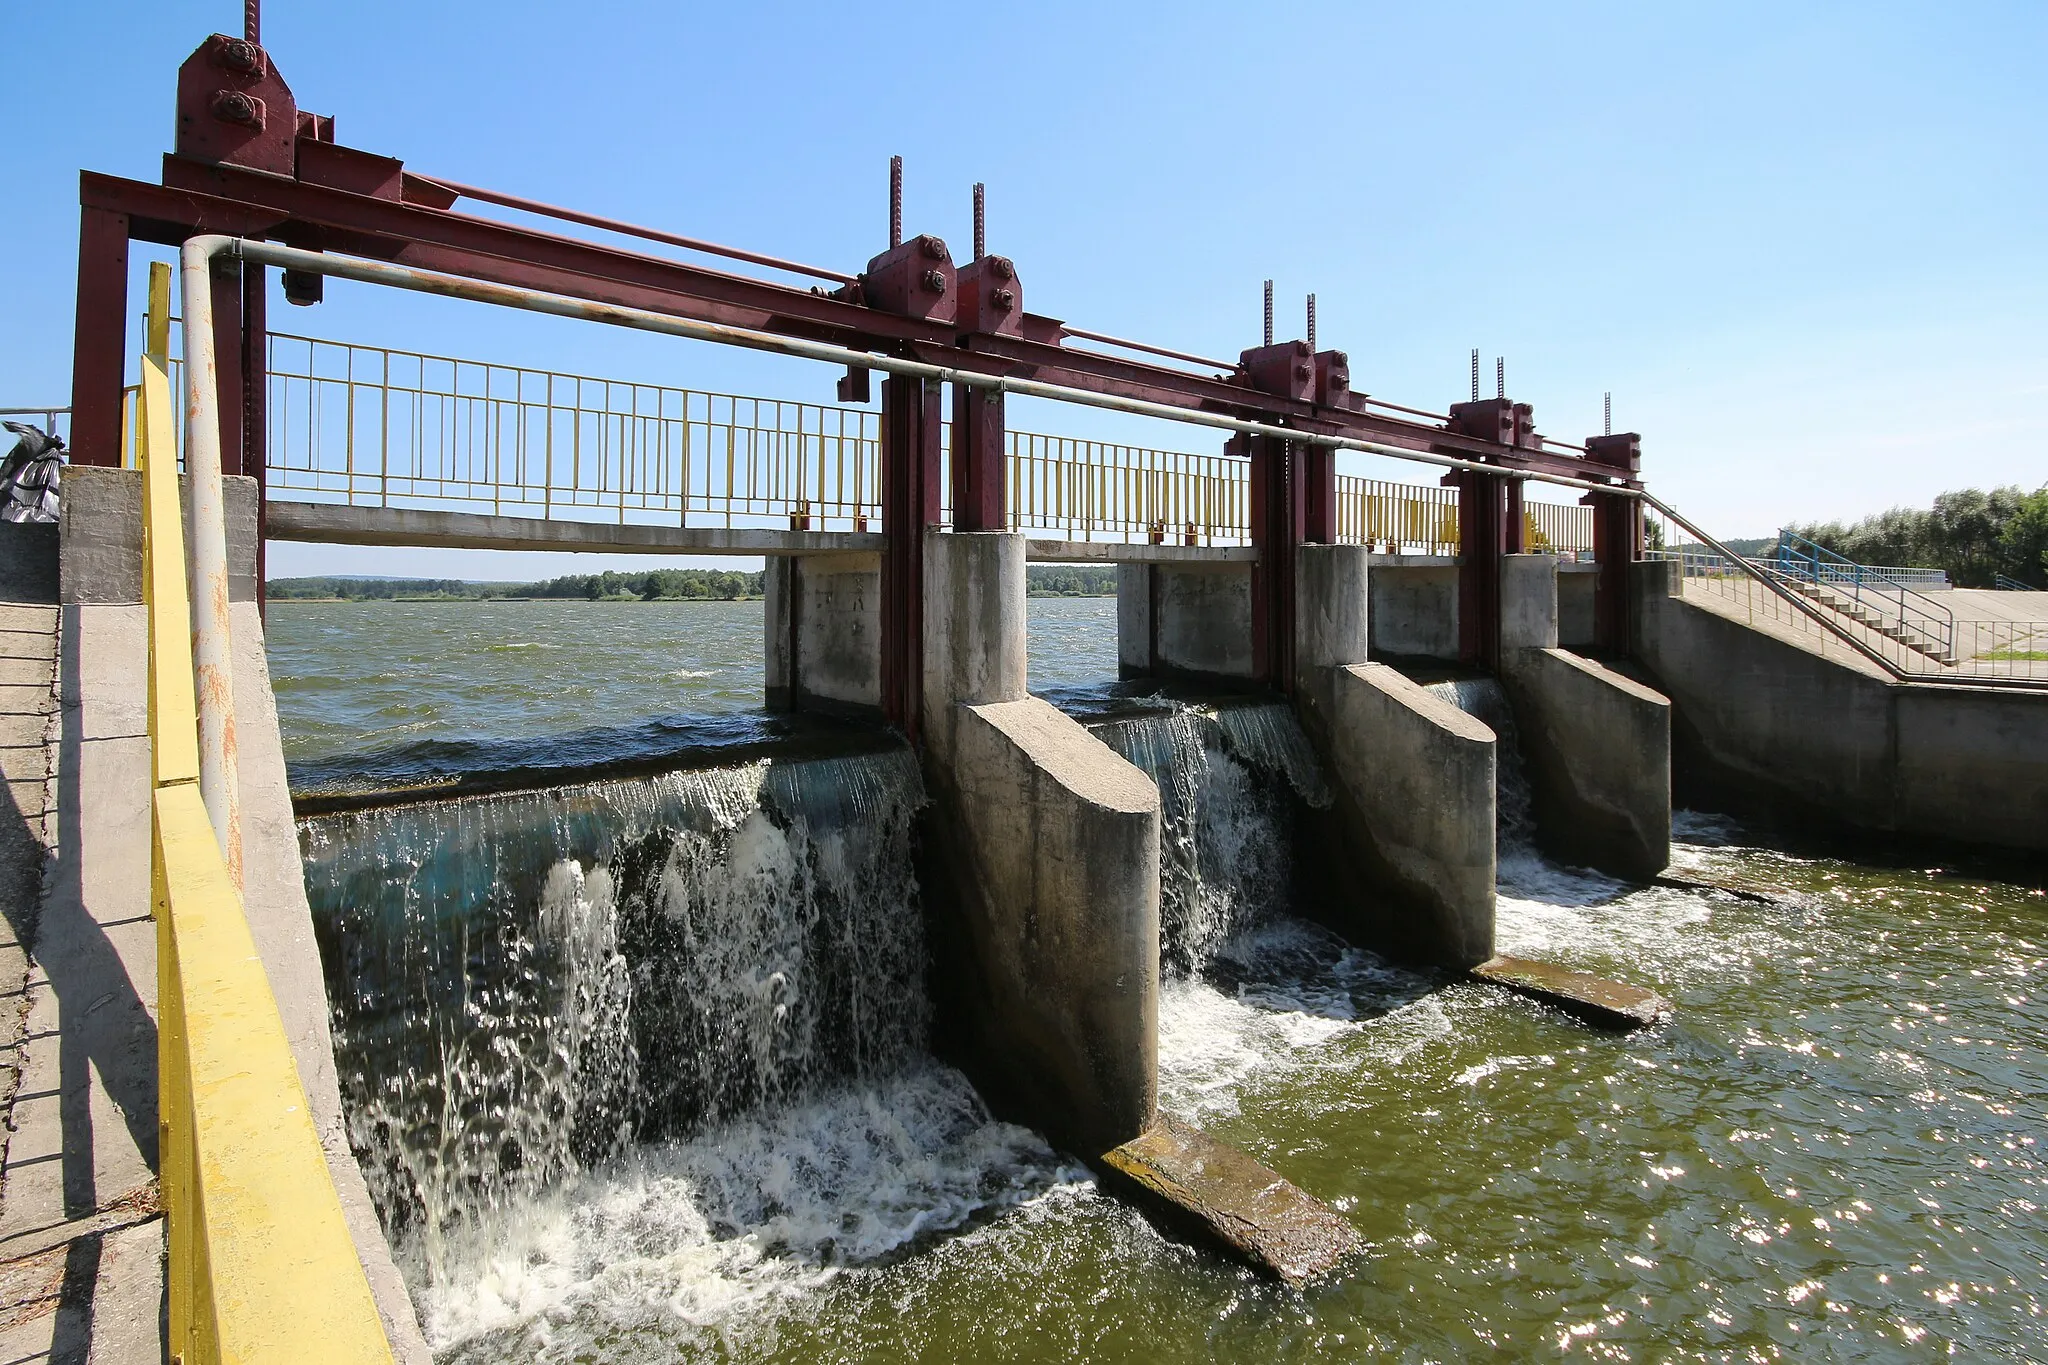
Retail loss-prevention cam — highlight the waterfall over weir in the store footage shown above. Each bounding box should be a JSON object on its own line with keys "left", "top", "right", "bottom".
{"left": 301, "top": 746, "right": 1073, "bottom": 1352}
{"left": 1088, "top": 701, "right": 1329, "bottom": 975}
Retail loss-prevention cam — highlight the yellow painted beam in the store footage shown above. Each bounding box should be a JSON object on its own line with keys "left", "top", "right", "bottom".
{"left": 154, "top": 783, "right": 392, "bottom": 1365}
{"left": 141, "top": 357, "right": 200, "bottom": 789}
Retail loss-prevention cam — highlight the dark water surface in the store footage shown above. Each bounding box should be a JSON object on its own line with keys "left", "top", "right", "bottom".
{"left": 270, "top": 596, "right": 2048, "bottom": 1362}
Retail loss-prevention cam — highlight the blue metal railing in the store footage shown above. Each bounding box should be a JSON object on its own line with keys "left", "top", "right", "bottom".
{"left": 1771, "top": 529, "right": 1955, "bottom": 661}
{"left": 1994, "top": 574, "right": 2040, "bottom": 592}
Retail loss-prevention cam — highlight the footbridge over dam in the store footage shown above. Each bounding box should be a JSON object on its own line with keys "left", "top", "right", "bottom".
{"left": 7, "top": 20, "right": 2046, "bottom": 1362}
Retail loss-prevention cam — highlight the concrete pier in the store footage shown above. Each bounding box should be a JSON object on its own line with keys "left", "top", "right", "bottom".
{"left": 763, "top": 551, "right": 882, "bottom": 714}
{"left": 1499, "top": 553, "right": 1672, "bottom": 880}
{"left": 1117, "top": 561, "right": 1257, "bottom": 684}
{"left": 921, "top": 531, "right": 1162, "bottom": 1156}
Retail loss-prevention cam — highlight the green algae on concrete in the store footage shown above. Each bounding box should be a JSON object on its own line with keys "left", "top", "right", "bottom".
{"left": 1470, "top": 953, "right": 1673, "bottom": 1030}
{"left": 1096, "top": 1113, "right": 1361, "bottom": 1284}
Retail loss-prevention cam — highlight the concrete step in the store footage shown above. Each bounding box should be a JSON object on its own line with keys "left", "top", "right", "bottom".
{"left": 1096, "top": 1114, "right": 1360, "bottom": 1283}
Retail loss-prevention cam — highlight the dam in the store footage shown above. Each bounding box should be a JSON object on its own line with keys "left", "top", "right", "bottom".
{"left": 1, "top": 17, "right": 2044, "bottom": 1364}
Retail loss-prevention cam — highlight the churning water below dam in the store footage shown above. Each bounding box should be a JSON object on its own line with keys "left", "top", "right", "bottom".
{"left": 271, "top": 595, "right": 2048, "bottom": 1361}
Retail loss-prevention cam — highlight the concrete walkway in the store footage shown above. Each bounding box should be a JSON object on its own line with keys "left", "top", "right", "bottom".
{"left": 0, "top": 521, "right": 163, "bottom": 1365}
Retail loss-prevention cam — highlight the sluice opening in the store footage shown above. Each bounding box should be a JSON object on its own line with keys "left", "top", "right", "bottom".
{"left": 1061, "top": 688, "right": 1438, "bottom": 1121}
{"left": 300, "top": 738, "right": 1075, "bottom": 1350}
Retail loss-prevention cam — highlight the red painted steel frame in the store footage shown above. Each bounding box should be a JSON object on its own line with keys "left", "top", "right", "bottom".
{"left": 71, "top": 31, "right": 1650, "bottom": 726}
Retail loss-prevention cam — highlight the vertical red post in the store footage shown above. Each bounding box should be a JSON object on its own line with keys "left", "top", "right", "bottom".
{"left": 1504, "top": 477, "right": 1526, "bottom": 555}
{"left": 1248, "top": 434, "right": 1305, "bottom": 692}
{"left": 1302, "top": 443, "right": 1336, "bottom": 545}
{"left": 1453, "top": 468, "right": 1507, "bottom": 669}
{"left": 1588, "top": 493, "right": 1640, "bottom": 652}
{"left": 68, "top": 205, "right": 130, "bottom": 467}
{"left": 949, "top": 383, "right": 1005, "bottom": 532}
{"left": 210, "top": 258, "right": 246, "bottom": 476}
{"left": 880, "top": 372, "right": 941, "bottom": 739}
{"left": 1584, "top": 432, "right": 1644, "bottom": 654}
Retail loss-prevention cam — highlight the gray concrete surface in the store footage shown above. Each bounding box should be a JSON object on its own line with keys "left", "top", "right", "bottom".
{"left": 60, "top": 468, "right": 257, "bottom": 605}
{"left": 1319, "top": 663, "right": 1496, "bottom": 968}
{"left": 1115, "top": 562, "right": 1257, "bottom": 681}
{"left": 1292, "top": 545, "right": 1371, "bottom": 724}
{"left": 0, "top": 597, "right": 161, "bottom": 1365}
{"left": 1097, "top": 1113, "right": 1360, "bottom": 1283}
{"left": 1496, "top": 553, "right": 1671, "bottom": 878}
{"left": 1503, "top": 648, "right": 1672, "bottom": 880}
{"left": 269, "top": 499, "right": 886, "bottom": 558}
{"left": 944, "top": 697, "right": 1161, "bottom": 1155}
{"left": 1367, "top": 561, "right": 1460, "bottom": 660}
{"left": 763, "top": 552, "right": 882, "bottom": 713}
{"left": 1634, "top": 560, "right": 2048, "bottom": 854}
{"left": 922, "top": 532, "right": 1161, "bottom": 1156}
{"left": 1559, "top": 564, "right": 1598, "bottom": 648}
{"left": 922, "top": 532, "right": 1028, "bottom": 767}
{"left": 1499, "top": 554, "right": 1561, "bottom": 653}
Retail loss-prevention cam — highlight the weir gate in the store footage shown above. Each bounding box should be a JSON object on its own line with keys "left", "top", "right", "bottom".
{"left": 7, "top": 18, "right": 2047, "bottom": 1363}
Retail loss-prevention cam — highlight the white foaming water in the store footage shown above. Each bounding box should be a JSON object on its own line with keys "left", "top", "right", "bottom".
{"left": 301, "top": 747, "right": 1076, "bottom": 1355}
{"left": 1157, "top": 918, "right": 1445, "bottom": 1123}
{"left": 420, "top": 1061, "right": 1079, "bottom": 1354}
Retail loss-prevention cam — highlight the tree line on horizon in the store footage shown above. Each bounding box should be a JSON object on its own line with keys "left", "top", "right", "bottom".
{"left": 266, "top": 564, "right": 1120, "bottom": 601}
{"left": 1787, "top": 484, "right": 2048, "bottom": 589}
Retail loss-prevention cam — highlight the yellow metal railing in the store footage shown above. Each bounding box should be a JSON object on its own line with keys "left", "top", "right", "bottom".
{"left": 138, "top": 326, "right": 1603, "bottom": 555}
{"left": 1525, "top": 497, "right": 1595, "bottom": 554}
{"left": 1336, "top": 475, "right": 1461, "bottom": 555}
{"left": 266, "top": 332, "right": 881, "bottom": 530}
{"left": 138, "top": 267, "right": 393, "bottom": 1364}
{"left": 1007, "top": 430, "right": 1250, "bottom": 544}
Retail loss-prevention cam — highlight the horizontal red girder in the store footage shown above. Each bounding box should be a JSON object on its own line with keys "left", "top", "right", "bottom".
{"left": 83, "top": 164, "right": 1620, "bottom": 484}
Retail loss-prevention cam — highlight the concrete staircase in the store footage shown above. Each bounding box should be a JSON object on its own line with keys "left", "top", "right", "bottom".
{"left": 1778, "top": 576, "right": 1957, "bottom": 666}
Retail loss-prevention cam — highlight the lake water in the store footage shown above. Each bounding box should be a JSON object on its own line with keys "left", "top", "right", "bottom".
{"left": 268, "top": 596, "right": 2048, "bottom": 1362}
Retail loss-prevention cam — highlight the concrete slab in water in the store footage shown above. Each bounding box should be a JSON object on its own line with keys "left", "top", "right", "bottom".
{"left": 1097, "top": 1114, "right": 1361, "bottom": 1284}
{"left": 1470, "top": 954, "right": 1672, "bottom": 1030}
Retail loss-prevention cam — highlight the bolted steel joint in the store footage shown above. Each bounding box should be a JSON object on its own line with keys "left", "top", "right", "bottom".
{"left": 920, "top": 235, "right": 950, "bottom": 261}
{"left": 211, "top": 89, "right": 264, "bottom": 128}
{"left": 991, "top": 288, "right": 1016, "bottom": 312}
{"left": 1295, "top": 361, "right": 1313, "bottom": 381}
{"left": 922, "top": 269, "right": 948, "bottom": 292}
{"left": 219, "top": 38, "right": 262, "bottom": 74}
{"left": 990, "top": 255, "right": 1015, "bottom": 281}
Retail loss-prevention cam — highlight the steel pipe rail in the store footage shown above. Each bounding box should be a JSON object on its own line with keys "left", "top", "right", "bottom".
{"left": 176, "top": 239, "right": 242, "bottom": 880}
{"left": 417, "top": 176, "right": 861, "bottom": 285}
{"left": 197, "top": 236, "right": 1645, "bottom": 506}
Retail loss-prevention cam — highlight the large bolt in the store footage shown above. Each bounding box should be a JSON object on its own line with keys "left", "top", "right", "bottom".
{"left": 220, "top": 38, "right": 260, "bottom": 73}
{"left": 990, "top": 255, "right": 1015, "bottom": 281}
{"left": 1295, "top": 361, "right": 1313, "bottom": 382}
{"left": 212, "top": 90, "right": 261, "bottom": 127}
{"left": 921, "top": 235, "right": 949, "bottom": 261}
{"left": 923, "top": 269, "right": 948, "bottom": 292}
{"left": 991, "top": 288, "right": 1017, "bottom": 312}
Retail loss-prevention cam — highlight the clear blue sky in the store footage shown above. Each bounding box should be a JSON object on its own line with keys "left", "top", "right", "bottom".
{"left": 4, "top": 2, "right": 2043, "bottom": 580}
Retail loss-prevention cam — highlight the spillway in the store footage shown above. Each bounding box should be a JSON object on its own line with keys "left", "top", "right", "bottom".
{"left": 300, "top": 744, "right": 1075, "bottom": 1352}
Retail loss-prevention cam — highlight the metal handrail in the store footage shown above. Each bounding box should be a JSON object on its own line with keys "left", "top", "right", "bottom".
{"left": 1772, "top": 529, "right": 1954, "bottom": 662}
{"left": 139, "top": 262, "right": 395, "bottom": 1363}
{"left": 1994, "top": 574, "right": 2040, "bottom": 592}
{"left": 1641, "top": 497, "right": 1923, "bottom": 681}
